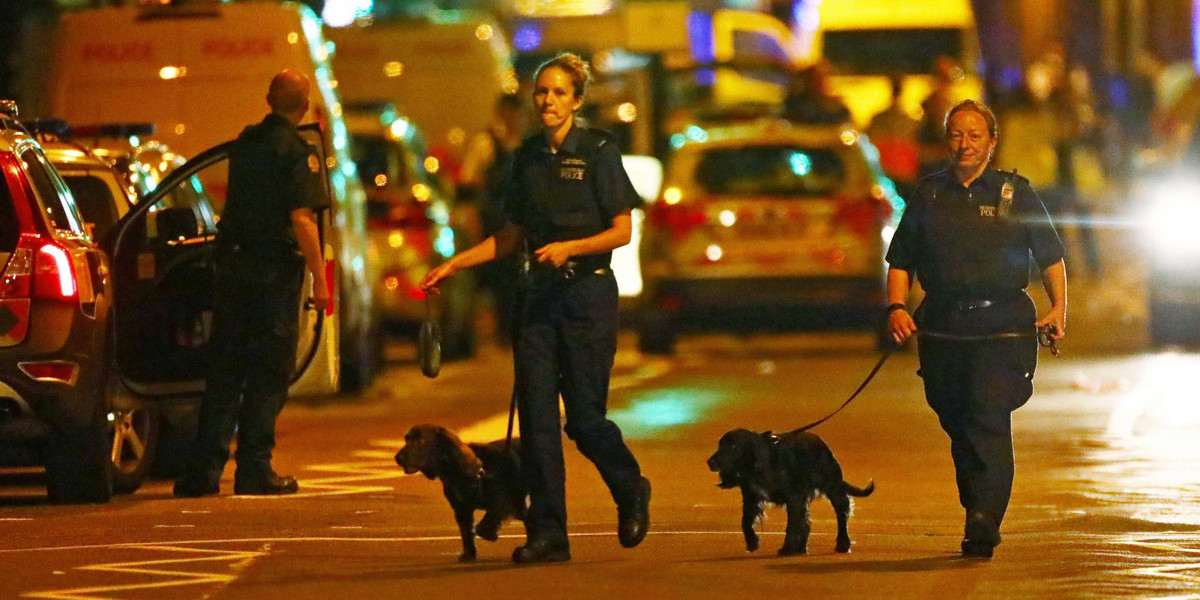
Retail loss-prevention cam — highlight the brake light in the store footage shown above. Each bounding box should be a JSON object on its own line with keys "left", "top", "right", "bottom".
{"left": 1, "top": 237, "right": 78, "bottom": 301}
{"left": 35, "top": 243, "right": 77, "bottom": 300}
{"left": 647, "top": 198, "right": 708, "bottom": 243}
{"left": 834, "top": 195, "right": 891, "bottom": 238}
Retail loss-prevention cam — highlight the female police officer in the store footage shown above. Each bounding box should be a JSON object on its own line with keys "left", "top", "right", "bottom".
{"left": 886, "top": 99, "right": 1067, "bottom": 559}
{"left": 420, "top": 53, "right": 650, "bottom": 564}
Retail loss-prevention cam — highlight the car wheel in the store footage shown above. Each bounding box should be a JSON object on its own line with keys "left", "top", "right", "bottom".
{"left": 45, "top": 423, "right": 112, "bottom": 504}
{"left": 108, "top": 398, "right": 160, "bottom": 494}
{"left": 637, "top": 312, "right": 676, "bottom": 356}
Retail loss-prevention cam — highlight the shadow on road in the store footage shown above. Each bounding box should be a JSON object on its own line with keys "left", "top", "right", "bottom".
{"left": 765, "top": 554, "right": 984, "bottom": 574}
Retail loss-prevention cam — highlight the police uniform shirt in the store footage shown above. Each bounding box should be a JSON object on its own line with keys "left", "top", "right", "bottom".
{"left": 502, "top": 125, "right": 639, "bottom": 270}
{"left": 886, "top": 168, "right": 1065, "bottom": 300}
{"left": 220, "top": 113, "right": 321, "bottom": 255}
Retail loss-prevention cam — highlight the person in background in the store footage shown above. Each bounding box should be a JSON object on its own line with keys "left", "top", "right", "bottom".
{"left": 458, "top": 93, "right": 529, "bottom": 344}
{"left": 867, "top": 74, "right": 921, "bottom": 201}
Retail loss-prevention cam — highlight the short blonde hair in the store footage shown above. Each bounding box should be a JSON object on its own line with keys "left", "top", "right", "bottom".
{"left": 534, "top": 52, "right": 592, "bottom": 98}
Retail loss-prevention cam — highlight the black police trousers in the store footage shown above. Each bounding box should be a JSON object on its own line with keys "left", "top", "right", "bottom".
{"left": 917, "top": 333, "right": 1037, "bottom": 524}
{"left": 514, "top": 270, "right": 642, "bottom": 544}
{"left": 189, "top": 248, "right": 305, "bottom": 481}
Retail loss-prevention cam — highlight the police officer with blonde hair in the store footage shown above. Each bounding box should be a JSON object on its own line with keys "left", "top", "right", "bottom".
{"left": 175, "top": 69, "right": 328, "bottom": 498}
{"left": 421, "top": 52, "right": 650, "bottom": 564}
{"left": 886, "top": 99, "right": 1066, "bottom": 558}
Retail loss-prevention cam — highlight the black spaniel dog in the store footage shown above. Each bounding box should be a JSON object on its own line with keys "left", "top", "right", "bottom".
{"left": 395, "top": 424, "right": 527, "bottom": 562}
{"left": 707, "top": 428, "right": 874, "bottom": 556}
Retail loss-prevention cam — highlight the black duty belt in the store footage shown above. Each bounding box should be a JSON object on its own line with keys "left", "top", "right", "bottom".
{"left": 925, "top": 293, "right": 1022, "bottom": 311}
{"left": 527, "top": 260, "right": 611, "bottom": 281}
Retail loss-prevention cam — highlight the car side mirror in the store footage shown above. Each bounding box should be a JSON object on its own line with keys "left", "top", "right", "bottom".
{"left": 155, "top": 206, "right": 200, "bottom": 241}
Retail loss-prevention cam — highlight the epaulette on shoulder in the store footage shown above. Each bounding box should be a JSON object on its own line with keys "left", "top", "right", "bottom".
{"left": 583, "top": 127, "right": 617, "bottom": 149}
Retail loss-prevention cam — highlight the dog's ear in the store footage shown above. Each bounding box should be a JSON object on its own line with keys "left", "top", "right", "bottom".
{"left": 750, "top": 433, "right": 774, "bottom": 482}
{"left": 436, "top": 428, "right": 484, "bottom": 480}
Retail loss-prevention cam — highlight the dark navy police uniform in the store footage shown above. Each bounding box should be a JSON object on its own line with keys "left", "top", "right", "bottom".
{"left": 885, "top": 168, "right": 1064, "bottom": 526}
{"left": 188, "top": 113, "right": 321, "bottom": 486}
{"left": 503, "top": 125, "right": 643, "bottom": 545}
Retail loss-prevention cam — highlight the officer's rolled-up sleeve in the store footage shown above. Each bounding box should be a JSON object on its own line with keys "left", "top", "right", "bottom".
{"left": 284, "top": 142, "right": 324, "bottom": 212}
{"left": 1018, "top": 181, "right": 1066, "bottom": 269}
{"left": 885, "top": 190, "right": 922, "bottom": 271}
{"left": 594, "top": 142, "right": 640, "bottom": 222}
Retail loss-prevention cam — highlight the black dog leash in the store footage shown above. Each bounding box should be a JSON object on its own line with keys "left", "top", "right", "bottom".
{"left": 788, "top": 324, "right": 1060, "bottom": 434}
{"left": 920, "top": 324, "right": 1061, "bottom": 357}
{"left": 790, "top": 346, "right": 895, "bottom": 434}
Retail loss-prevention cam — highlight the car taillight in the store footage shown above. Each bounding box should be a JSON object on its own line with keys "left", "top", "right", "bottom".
{"left": 0, "top": 246, "right": 33, "bottom": 299}
{"left": 834, "top": 195, "right": 891, "bottom": 238}
{"left": 1, "top": 237, "right": 77, "bottom": 301}
{"left": 34, "top": 242, "right": 77, "bottom": 300}
{"left": 647, "top": 198, "right": 708, "bottom": 243}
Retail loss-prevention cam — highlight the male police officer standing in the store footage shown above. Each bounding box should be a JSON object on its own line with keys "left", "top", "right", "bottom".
{"left": 886, "top": 100, "right": 1067, "bottom": 558}
{"left": 421, "top": 53, "right": 650, "bottom": 564}
{"left": 175, "top": 69, "right": 329, "bottom": 497}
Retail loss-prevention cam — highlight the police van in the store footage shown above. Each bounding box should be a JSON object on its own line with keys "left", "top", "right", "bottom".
{"left": 45, "top": 0, "right": 380, "bottom": 395}
{"left": 325, "top": 11, "right": 518, "bottom": 165}
{"left": 796, "top": 0, "right": 983, "bottom": 127}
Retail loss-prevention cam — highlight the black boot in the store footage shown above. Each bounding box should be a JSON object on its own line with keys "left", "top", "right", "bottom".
{"left": 961, "top": 510, "right": 1001, "bottom": 558}
{"left": 512, "top": 538, "right": 571, "bottom": 564}
{"left": 618, "top": 477, "right": 651, "bottom": 548}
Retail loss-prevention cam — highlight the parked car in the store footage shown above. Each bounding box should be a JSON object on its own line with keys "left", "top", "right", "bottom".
{"left": 637, "top": 118, "right": 902, "bottom": 354}
{"left": 47, "top": 0, "right": 381, "bottom": 394}
{"left": 345, "top": 104, "right": 476, "bottom": 358}
{"left": 35, "top": 122, "right": 223, "bottom": 491}
{"left": 0, "top": 102, "right": 114, "bottom": 503}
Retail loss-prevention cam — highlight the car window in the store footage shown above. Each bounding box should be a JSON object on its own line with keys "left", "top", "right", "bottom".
{"left": 150, "top": 175, "right": 217, "bottom": 233}
{"left": 61, "top": 174, "right": 120, "bottom": 241}
{"left": 20, "top": 148, "right": 85, "bottom": 235}
{"left": 0, "top": 174, "right": 19, "bottom": 252}
{"left": 694, "top": 145, "right": 847, "bottom": 197}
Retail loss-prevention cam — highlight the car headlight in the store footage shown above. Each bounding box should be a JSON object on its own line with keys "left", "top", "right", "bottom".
{"left": 1144, "top": 178, "right": 1200, "bottom": 264}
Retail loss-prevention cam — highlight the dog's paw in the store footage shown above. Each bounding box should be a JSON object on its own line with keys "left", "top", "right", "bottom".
{"left": 458, "top": 552, "right": 477, "bottom": 563}
{"left": 475, "top": 523, "right": 500, "bottom": 542}
{"left": 777, "top": 545, "right": 807, "bottom": 557}
{"left": 835, "top": 538, "right": 852, "bottom": 553}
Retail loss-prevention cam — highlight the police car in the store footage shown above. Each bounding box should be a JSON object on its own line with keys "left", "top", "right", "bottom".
{"left": 0, "top": 102, "right": 114, "bottom": 503}
{"left": 637, "top": 118, "right": 902, "bottom": 354}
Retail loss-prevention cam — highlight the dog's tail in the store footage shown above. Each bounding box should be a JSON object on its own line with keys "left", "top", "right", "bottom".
{"left": 843, "top": 480, "right": 875, "bottom": 497}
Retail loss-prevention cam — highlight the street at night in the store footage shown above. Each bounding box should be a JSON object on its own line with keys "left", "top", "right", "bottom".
{"left": 1, "top": 215, "right": 1197, "bottom": 600}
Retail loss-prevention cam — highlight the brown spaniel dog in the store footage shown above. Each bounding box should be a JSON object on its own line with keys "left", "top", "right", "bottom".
{"left": 395, "top": 424, "right": 527, "bottom": 562}
{"left": 707, "top": 428, "right": 874, "bottom": 556}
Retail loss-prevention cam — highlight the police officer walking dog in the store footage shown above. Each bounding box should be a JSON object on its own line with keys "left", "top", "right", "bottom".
{"left": 420, "top": 53, "right": 651, "bottom": 564}
{"left": 175, "top": 69, "right": 329, "bottom": 497}
{"left": 886, "top": 100, "right": 1067, "bottom": 558}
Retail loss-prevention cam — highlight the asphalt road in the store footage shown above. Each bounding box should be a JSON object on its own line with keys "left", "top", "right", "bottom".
{"left": 3, "top": 213, "right": 1200, "bottom": 599}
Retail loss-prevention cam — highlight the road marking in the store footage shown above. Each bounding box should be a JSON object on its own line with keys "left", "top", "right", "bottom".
{"left": 0, "top": 517, "right": 33, "bottom": 522}
{"left": 23, "top": 544, "right": 269, "bottom": 600}
{"left": 232, "top": 458, "right": 404, "bottom": 500}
